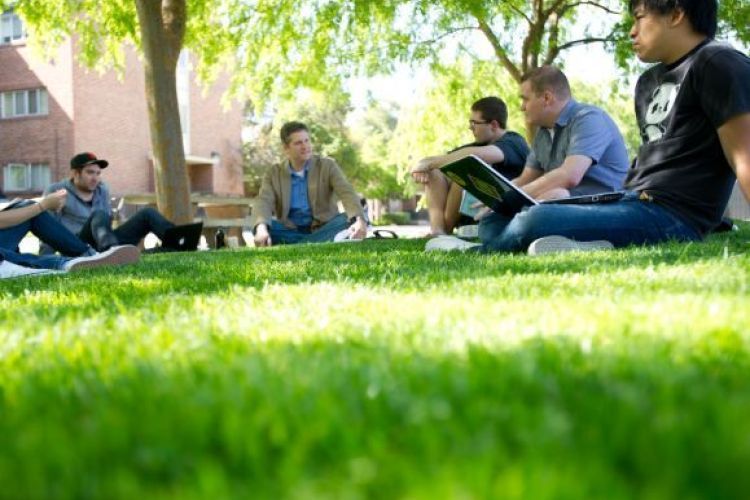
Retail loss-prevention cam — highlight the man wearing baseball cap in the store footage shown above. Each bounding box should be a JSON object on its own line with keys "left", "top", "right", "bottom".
{"left": 44, "top": 152, "right": 189, "bottom": 252}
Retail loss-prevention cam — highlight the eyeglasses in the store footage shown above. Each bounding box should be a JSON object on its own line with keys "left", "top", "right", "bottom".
{"left": 469, "top": 119, "right": 491, "bottom": 127}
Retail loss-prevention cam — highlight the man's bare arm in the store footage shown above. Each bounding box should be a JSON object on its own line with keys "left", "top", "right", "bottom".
{"left": 718, "top": 112, "right": 750, "bottom": 201}
{"left": 512, "top": 167, "right": 544, "bottom": 188}
{"left": 520, "top": 155, "right": 593, "bottom": 199}
{"left": 411, "top": 144, "right": 506, "bottom": 177}
{"left": 0, "top": 190, "right": 67, "bottom": 229}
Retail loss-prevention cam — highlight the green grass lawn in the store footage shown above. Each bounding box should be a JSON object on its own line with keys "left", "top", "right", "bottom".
{"left": 2, "top": 225, "right": 750, "bottom": 499}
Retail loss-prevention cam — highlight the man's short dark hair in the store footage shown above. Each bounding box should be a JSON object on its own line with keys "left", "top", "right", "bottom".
{"left": 629, "top": 0, "right": 717, "bottom": 38}
{"left": 280, "top": 121, "right": 309, "bottom": 145}
{"left": 520, "top": 66, "right": 571, "bottom": 100}
{"left": 471, "top": 97, "right": 508, "bottom": 129}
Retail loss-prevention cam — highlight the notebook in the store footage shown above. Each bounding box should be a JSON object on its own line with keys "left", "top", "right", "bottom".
{"left": 440, "top": 155, "right": 624, "bottom": 216}
{"left": 0, "top": 198, "right": 33, "bottom": 211}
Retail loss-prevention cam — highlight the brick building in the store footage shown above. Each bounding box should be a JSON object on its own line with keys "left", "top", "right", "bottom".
{"left": 0, "top": 10, "right": 244, "bottom": 199}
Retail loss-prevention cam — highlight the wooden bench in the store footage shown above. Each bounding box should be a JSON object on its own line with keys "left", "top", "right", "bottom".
{"left": 120, "top": 193, "right": 255, "bottom": 208}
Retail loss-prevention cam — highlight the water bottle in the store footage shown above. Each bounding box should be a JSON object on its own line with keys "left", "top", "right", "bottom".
{"left": 215, "top": 227, "right": 226, "bottom": 249}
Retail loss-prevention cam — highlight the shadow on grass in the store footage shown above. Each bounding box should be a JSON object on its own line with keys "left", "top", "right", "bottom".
{"left": 1, "top": 331, "right": 749, "bottom": 499}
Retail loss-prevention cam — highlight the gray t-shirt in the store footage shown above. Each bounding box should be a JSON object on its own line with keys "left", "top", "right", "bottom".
{"left": 526, "top": 100, "right": 630, "bottom": 191}
{"left": 44, "top": 179, "right": 112, "bottom": 235}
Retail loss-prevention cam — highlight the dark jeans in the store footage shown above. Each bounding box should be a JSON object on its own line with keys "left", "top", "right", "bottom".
{"left": 477, "top": 191, "right": 701, "bottom": 253}
{"left": 0, "top": 201, "right": 92, "bottom": 269}
{"left": 80, "top": 208, "right": 174, "bottom": 250}
{"left": 266, "top": 213, "right": 350, "bottom": 245}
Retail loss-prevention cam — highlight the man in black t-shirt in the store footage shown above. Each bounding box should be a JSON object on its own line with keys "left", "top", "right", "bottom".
{"left": 458, "top": 0, "right": 750, "bottom": 255}
{"left": 410, "top": 96, "right": 529, "bottom": 236}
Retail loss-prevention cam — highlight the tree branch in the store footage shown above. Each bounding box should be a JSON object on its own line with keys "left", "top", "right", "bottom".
{"left": 543, "top": 34, "right": 617, "bottom": 65}
{"left": 561, "top": 1, "right": 622, "bottom": 16}
{"left": 415, "top": 26, "right": 479, "bottom": 46}
{"left": 546, "top": 11, "right": 561, "bottom": 66}
{"left": 543, "top": 0, "right": 570, "bottom": 19}
{"left": 521, "top": 0, "right": 543, "bottom": 73}
{"left": 507, "top": 3, "right": 533, "bottom": 25}
{"left": 476, "top": 17, "right": 522, "bottom": 82}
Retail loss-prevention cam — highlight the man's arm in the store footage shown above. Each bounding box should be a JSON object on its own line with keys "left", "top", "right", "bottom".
{"left": 252, "top": 168, "right": 278, "bottom": 227}
{"left": 512, "top": 166, "right": 544, "bottom": 188}
{"left": 0, "top": 190, "right": 67, "bottom": 229}
{"left": 251, "top": 168, "right": 279, "bottom": 246}
{"left": 519, "top": 109, "right": 617, "bottom": 199}
{"left": 718, "top": 112, "right": 750, "bottom": 201}
{"left": 328, "top": 160, "right": 368, "bottom": 239}
{"left": 411, "top": 144, "right": 505, "bottom": 180}
{"left": 328, "top": 161, "right": 365, "bottom": 218}
{"left": 519, "top": 155, "right": 593, "bottom": 199}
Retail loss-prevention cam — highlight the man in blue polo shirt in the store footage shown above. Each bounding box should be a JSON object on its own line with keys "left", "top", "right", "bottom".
{"left": 514, "top": 66, "right": 629, "bottom": 200}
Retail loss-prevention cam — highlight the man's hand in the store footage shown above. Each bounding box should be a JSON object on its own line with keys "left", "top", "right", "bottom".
{"left": 253, "top": 223, "right": 272, "bottom": 247}
{"left": 410, "top": 158, "right": 434, "bottom": 184}
{"left": 349, "top": 217, "right": 368, "bottom": 240}
{"left": 40, "top": 189, "right": 67, "bottom": 212}
{"left": 471, "top": 201, "right": 492, "bottom": 221}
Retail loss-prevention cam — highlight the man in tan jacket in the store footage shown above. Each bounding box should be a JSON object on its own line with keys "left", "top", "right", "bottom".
{"left": 252, "top": 121, "right": 368, "bottom": 246}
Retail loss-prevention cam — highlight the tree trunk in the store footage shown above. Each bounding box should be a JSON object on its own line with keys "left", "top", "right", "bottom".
{"left": 134, "top": 0, "right": 191, "bottom": 223}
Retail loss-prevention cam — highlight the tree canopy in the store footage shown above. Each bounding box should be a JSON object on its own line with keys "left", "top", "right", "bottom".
{"left": 5, "top": 0, "right": 747, "bottom": 211}
{"left": 221, "top": 0, "right": 628, "bottom": 105}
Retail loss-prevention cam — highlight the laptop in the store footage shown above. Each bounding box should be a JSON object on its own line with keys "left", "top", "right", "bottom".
{"left": 154, "top": 221, "right": 204, "bottom": 252}
{"left": 440, "top": 155, "right": 624, "bottom": 216}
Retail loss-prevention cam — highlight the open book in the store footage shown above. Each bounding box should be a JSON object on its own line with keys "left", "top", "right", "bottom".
{"left": 441, "top": 155, "right": 624, "bottom": 216}
{"left": 0, "top": 198, "right": 37, "bottom": 212}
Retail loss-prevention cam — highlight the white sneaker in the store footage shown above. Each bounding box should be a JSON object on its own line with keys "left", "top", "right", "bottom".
{"left": 425, "top": 235, "right": 481, "bottom": 252}
{"left": 63, "top": 245, "right": 140, "bottom": 271}
{"left": 0, "top": 260, "right": 59, "bottom": 279}
{"left": 334, "top": 227, "right": 367, "bottom": 243}
{"left": 455, "top": 224, "right": 479, "bottom": 238}
{"left": 527, "top": 235, "right": 614, "bottom": 256}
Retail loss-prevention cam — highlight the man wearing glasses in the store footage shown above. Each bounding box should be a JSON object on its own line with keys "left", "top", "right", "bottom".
{"left": 410, "top": 96, "right": 530, "bottom": 236}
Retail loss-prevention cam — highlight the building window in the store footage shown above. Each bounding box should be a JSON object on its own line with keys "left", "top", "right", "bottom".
{"left": 0, "top": 88, "right": 48, "bottom": 119}
{"left": 1, "top": 10, "right": 25, "bottom": 44}
{"left": 3, "top": 163, "right": 50, "bottom": 192}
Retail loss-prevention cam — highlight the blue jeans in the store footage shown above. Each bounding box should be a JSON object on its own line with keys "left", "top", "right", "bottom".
{"left": 266, "top": 213, "right": 350, "bottom": 245}
{"left": 478, "top": 191, "right": 701, "bottom": 253}
{"left": 0, "top": 202, "right": 93, "bottom": 269}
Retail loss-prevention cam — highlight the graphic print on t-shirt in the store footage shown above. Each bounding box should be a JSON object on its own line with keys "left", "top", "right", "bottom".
{"left": 643, "top": 82, "right": 680, "bottom": 142}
